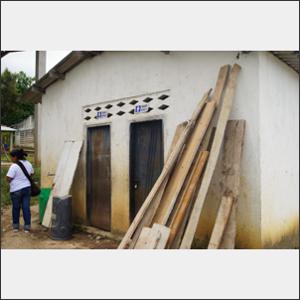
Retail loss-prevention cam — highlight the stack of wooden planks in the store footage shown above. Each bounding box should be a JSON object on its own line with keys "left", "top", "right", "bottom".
{"left": 118, "top": 64, "right": 244, "bottom": 249}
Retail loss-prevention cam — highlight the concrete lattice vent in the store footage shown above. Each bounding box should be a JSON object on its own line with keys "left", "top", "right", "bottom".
{"left": 117, "top": 111, "right": 125, "bottom": 116}
{"left": 130, "top": 100, "right": 138, "bottom": 105}
{"left": 158, "top": 104, "right": 169, "bottom": 110}
{"left": 117, "top": 102, "right": 125, "bottom": 107}
{"left": 94, "top": 106, "right": 101, "bottom": 111}
{"left": 84, "top": 116, "right": 91, "bottom": 120}
{"left": 158, "top": 94, "right": 169, "bottom": 100}
{"left": 105, "top": 104, "right": 113, "bottom": 109}
{"left": 143, "top": 97, "right": 153, "bottom": 103}
{"left": 85, "top": 108, "right": 91, "bottom": 113}
{"left": 129, "top": 109, "right": 135, "bottom": 114}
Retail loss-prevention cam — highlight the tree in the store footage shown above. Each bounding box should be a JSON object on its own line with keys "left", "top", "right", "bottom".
{"left": 0, "top": 69, "right": 35, "bottom": 126}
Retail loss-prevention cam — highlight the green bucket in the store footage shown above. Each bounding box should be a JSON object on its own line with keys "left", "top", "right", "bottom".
{"left": 39, "top": 188, "right": 51, "bottom": 223}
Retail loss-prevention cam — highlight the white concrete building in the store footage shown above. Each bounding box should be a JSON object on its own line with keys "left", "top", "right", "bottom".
{"left": 13, "top": 115, "right": 35, "bottom": 148}
{"left": 23, "top": 51, "right": 299, "bottom": 248}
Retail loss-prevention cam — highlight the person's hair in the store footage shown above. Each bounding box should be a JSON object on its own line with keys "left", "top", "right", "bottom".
{"left": 10, "top": 148, "right": 28, "bottom": 160}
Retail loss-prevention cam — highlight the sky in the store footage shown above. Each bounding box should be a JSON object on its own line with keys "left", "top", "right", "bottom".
{"left": 1, "top": 51, "right": 71, "bottom": 77}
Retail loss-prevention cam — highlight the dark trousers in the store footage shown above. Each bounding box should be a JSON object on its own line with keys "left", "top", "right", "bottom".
{"left": 10, "top": 187, "right": 31, "bottom": 230}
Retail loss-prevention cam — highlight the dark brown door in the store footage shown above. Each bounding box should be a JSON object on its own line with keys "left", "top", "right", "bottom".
{"left": 130, "top": 120, "right": 164, "bottom": 221}
{"left": 87, "top": 126, "right": 111, "bottom": 231}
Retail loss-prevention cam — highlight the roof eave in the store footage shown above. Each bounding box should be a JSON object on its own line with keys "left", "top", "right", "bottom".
{"left": 21, "top": 51, "right": 102, "bottom": 103}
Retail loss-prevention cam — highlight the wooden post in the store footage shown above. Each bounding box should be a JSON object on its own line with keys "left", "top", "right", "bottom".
{"left": 34, "top": 51, "right": 46, "bottom": 166}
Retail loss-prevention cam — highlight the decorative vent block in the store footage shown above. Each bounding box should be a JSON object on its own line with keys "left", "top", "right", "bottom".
{"left": 130, "top": 100, "right": 138, "bottom": 105}
{"left": 83, "top": 89, "right": 170, "bottom": 123}
{"left": 143, "top": 97, "right": 153, "bottom": 103}
{"left": 158, "top": 104, "right": 169, "bottom": 110}
{"left": 158, "top": 94, "right": 169, "bottom": 100}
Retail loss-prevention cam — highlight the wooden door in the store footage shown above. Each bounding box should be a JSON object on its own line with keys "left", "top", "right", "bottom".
{"left": 130, "top": 120, "right": 164, "bottom": 221}
{"left": 87, "top": 126, "right": 111, "bottom": 231}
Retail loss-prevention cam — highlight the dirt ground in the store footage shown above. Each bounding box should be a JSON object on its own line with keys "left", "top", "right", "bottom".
{"left": 1, "top": 204, "right": 119, "bottom": 249}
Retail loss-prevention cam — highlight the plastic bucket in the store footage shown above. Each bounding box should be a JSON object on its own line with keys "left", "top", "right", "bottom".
{"left": 39, "top": 188, "right": 51, "bottom": 223}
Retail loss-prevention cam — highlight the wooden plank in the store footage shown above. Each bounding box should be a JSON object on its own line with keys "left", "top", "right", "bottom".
{"left": 134, "top": 227, "right": 152, "bottom": 249}
{"left": 153, "top": 65, "right": 230, "bottom": 226}
{"left": 180, "top": 64, "right": 241, "bottom": 249}
{"left": 219, "top": 120, "right": 245, "bottom": 249}
{"left": 135, "top": 226, "right": 161, "bottom": 249}
{"left": 167, "top": 151, "right": 209, "bottom": 248}
{"left": 42, "top": 140, "right": 83, "bottom": 227}
{"left": 42, "top": 141, "right": 73, "bottom": 227}
{"left": 118, "top": 90, "right": 211, "bottom": 249}
{"left": 134, "top": 224, "right": 170, "bottom": 249}
{"left": 208, "top": 196, "right": 234, "bottom": 249}
{"left": 153, "top": 223, "right": 171, "bottom": 249}
{"left": 127, "top": 121, "right": 188, "bottom": 249}
{"left": 56, "top": 141, "right": 83, "bottom": 197}
{"left": 166, "top": 121, "right": 188, "bottom": 161}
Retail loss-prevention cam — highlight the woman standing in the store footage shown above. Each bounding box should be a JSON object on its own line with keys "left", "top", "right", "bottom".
{"left": 6, "top": 149, "right": 34, "bottom": 233}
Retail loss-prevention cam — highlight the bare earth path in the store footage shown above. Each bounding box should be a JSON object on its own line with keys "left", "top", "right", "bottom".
{"left": 1, "top": 204, "right": 119, "bottom": 249}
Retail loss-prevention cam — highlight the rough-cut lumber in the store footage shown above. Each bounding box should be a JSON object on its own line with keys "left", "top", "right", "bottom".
{"left": 127, "top": 121, "right": 188, "bottom": 249}
{"left": 208, "top": 196, "right": 234, "bottom": 249}
{"left": 180, "top": 64, "right": 241, "bottom": 249}
{"left": 118, "top": 90, "right": 211, "bottom": 249}
{"left": 42, "top": 141, "right": 82, "bottom": 227}
{"left": 134, "top": 227, "right": 152, "bottom": 249}
{"left": 153, "top": 223, "right": 171, "bottom": 249}
{"left": 153, "top": 65, "right": 230, "bottom": 226}
{"left": 219, "top": 120, "right": 245, "bottom": 249}
{"left": 167, "top": 151, "right": 209, "bottom": 248}
{"left": 134, "top": 224, "right": 170, "bottom": 249}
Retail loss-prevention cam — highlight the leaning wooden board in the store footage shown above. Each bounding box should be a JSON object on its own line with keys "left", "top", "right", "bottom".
{"left": 219, "top": 120, "right": 246, "bottom": 248}
{"left": 134, "top": 223, "right": 170, "bottom": 249}
{"left": 180, "top": 64, "right": 241, "bottom": 249}
{"left": 42, "top": 140, "right": 83, "bottom": 227}
{"left": 153, "top": 65, "right": 230, "bottom": 226}
{"left": 167, "top": 151, "right": 209, "bottom": 248}
{"left": 208, "top": 195, "right": 234, "bottom": 249}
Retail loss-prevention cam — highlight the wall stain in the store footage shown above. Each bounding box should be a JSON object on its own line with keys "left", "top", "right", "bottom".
{"left": 263, "top": 216, "right": 299, "bottom": 249}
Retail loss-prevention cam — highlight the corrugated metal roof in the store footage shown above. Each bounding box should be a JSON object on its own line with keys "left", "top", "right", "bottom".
{"left": 271, "top": 51, "right": 299, "bottom": 73}
{"left": 21, "top": 51, "right": 299, "bottom": 103}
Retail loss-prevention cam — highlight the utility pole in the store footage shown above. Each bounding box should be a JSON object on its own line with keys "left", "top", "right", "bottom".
{"left": 34, "top": 51, "right": 46, "bottom": 165}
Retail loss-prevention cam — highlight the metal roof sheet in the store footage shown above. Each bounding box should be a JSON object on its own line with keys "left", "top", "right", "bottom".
{"left": 271, "top": 51, "right": 299, "bottom": 73}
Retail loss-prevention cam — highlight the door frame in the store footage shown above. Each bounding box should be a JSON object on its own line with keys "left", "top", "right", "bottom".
{"left": 129, "top": 118, "right": 164, "bottom": 222}
{"left": 86, "top": 123, "right": 112, "bottom": 229}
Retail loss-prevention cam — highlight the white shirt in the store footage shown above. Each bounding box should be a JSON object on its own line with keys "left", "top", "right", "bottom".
{"left": 6, "top": 160, "right": 34, "bottom": 193}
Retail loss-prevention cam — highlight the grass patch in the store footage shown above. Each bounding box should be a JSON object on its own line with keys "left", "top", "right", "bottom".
{"left": 1, "top": 155, "right": 40, "bottom": 207}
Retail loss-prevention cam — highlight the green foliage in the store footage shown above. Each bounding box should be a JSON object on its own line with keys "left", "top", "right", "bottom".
{"left": 0, "top": 69, "right": 35, "bottom": 126}
{"left": 1, "top": 166, "right": 11, "bottom": 206}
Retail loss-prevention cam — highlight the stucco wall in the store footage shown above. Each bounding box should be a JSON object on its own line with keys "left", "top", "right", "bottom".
{"left": 39, "top": 51, "right": 296, "bottom": 248}
{"left": 259, "top": 52, "right": 299, "bottom": 248}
